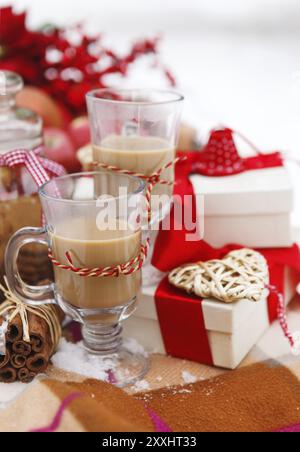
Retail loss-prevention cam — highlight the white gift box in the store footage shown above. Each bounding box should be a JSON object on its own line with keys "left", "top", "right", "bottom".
{"left": 190, "top": 166, "right": 293, "bottom": 248}
{"left": 124, "top": 266, "right": 299, "bottom": 369}
{"left": 76, "top": 146, "right": 293, "bottom": 249}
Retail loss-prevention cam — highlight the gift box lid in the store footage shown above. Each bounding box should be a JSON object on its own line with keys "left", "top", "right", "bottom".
{"left": 190, "top": 166, "right": 293, "bottom": 216}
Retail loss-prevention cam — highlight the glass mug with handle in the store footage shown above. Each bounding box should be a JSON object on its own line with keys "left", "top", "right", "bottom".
{"left": 5, "top": 171, "right": 148, "bottom": 387}
{"left": 87, "top": 89, "right": 184, "bottom": 286}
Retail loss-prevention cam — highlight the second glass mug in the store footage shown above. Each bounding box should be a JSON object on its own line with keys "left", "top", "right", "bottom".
{"left": 5, "top": 171, "right": 148, "bottom": 387}
{"left": 87, "top": 89, "right": 184, "bottom": 285}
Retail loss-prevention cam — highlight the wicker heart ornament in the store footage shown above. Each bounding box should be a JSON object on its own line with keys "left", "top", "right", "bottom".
{"left": 168, "top": 249, "right": 269, "bottom": 304}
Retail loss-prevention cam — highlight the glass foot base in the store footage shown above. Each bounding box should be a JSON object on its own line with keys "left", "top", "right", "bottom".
{"left": 82, "top": 346, "right": 149, "bottom": 388}
{"left": 81, "top": 323, "right": 149, "bottom": 387}
{"left": 106, "top": 348, "right": 149, "bottom": 388}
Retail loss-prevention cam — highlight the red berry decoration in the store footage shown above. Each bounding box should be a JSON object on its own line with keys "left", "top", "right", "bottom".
{"left": 0, "top": 7, "right": 174, "bottom": 117}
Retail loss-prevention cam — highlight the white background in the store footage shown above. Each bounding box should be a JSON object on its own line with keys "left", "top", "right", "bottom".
{"left": 1, "top": 0, "right": 300, "bottom": 221}
{"left": 1, "top": 0, "right": 300, "bottom": 146}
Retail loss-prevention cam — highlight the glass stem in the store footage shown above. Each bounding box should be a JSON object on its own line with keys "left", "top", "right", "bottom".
{"left": 82, "top": 323, "right": 123, "bottom": 355}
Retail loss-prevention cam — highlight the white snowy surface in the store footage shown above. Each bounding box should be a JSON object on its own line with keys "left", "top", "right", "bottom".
{"left": 182, "top": 371, "right": 197, "bottom": 384}
{"left": 51, "top": 339, "right": 116, "bottom": 382}
{"left": 51, "top": 337, "right": 148, "bottom": 381}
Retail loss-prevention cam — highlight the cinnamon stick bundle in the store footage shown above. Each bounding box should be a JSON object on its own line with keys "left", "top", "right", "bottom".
{"left": 0, "top": 305, "right": 63, "bottom": 383}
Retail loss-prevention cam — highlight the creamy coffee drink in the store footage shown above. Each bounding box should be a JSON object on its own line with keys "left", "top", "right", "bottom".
{"left": 93, "top": 136, "right": 175, "bottom": 198}
{"left": 51, "top": 218, "right": 141, "bottom": 309}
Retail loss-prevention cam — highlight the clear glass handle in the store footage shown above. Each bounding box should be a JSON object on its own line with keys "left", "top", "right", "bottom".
{"left": 5, "top": 227, "right": 55, "bottom": 306}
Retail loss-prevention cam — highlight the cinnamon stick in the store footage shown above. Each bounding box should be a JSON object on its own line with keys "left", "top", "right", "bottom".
{"left": 28, "top": 311, "right": 48, "bottom": 353}
{"left": 26, "top": 306, "right": 64, "bottom": 373}
{"left": 0, "top": 366, "right": 17, "bottom": 383}
{"left": 12, "top": 341, "right": 32, "bottom": 357}
{"left": 0, "top": 349, "right": 10, "bottom": 370}
{"left": 6, "top": 315, "right": 23, "bottom": 343}
{"left": 26, "top": 355, "right": 48, "bottom": 373}
{"left": 17, "top": 368, "right": 36, "bottom": 384}
{"left": 11, "top": 354, "right": 26, "bottom": 369}
{"left": 29, "top": 304, "right": 64, "bottom": 352}
{"left": 26, "top": 337, "right": 52, "bottom": 373}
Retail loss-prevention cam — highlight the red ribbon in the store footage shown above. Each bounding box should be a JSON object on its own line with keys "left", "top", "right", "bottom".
{"left": 156, "top": 277, "right": 214, "bottom": 365}
{"left": 190, "top": 127, "right": 283, "bottom": 177}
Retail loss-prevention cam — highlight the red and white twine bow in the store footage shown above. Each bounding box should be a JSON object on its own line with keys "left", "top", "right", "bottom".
{"left": 93, "top": 157, "right": 185, "bottom": 223}
{"left": 0, "top": 146, "right": 66, "bottom": 187}
{"left": 49, "top": 239, "right": 150, "bottom": 278}
{"left": 268, "top": 284, "right": 296, "bottom": 349}
{"left": 48, "top": 157, "right": 184, "bottom": 278}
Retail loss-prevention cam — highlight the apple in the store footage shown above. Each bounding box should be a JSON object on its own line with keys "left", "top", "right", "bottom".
{"left": 44, "top": 128, "right": 81, "bottom": 173}
{"left": 69, "top": 116, "right": 91, "bottom": 149}
{"left": 17, "top": 87, "right": 72, "bottom": 128}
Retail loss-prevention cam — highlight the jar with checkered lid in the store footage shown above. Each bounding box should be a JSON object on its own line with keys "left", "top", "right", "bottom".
{"left": 0, "top": 71, "right": 51, "bottom": 287}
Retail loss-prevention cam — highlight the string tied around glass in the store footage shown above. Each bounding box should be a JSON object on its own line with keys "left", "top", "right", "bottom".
{"left": 48, "top": 156, "right": 186, "bottom": 278}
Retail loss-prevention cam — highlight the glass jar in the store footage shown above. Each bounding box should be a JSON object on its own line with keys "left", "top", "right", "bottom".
{"left": 0, "top": 71, "right": 52, "bottom": 285}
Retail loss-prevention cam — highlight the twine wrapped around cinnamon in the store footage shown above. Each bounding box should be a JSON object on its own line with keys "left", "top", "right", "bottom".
{"left": 169, "top": 248, "right": 297, "bottom": 349}
{"left": 0, "top": 278, "right": 62, "bottom": 383}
